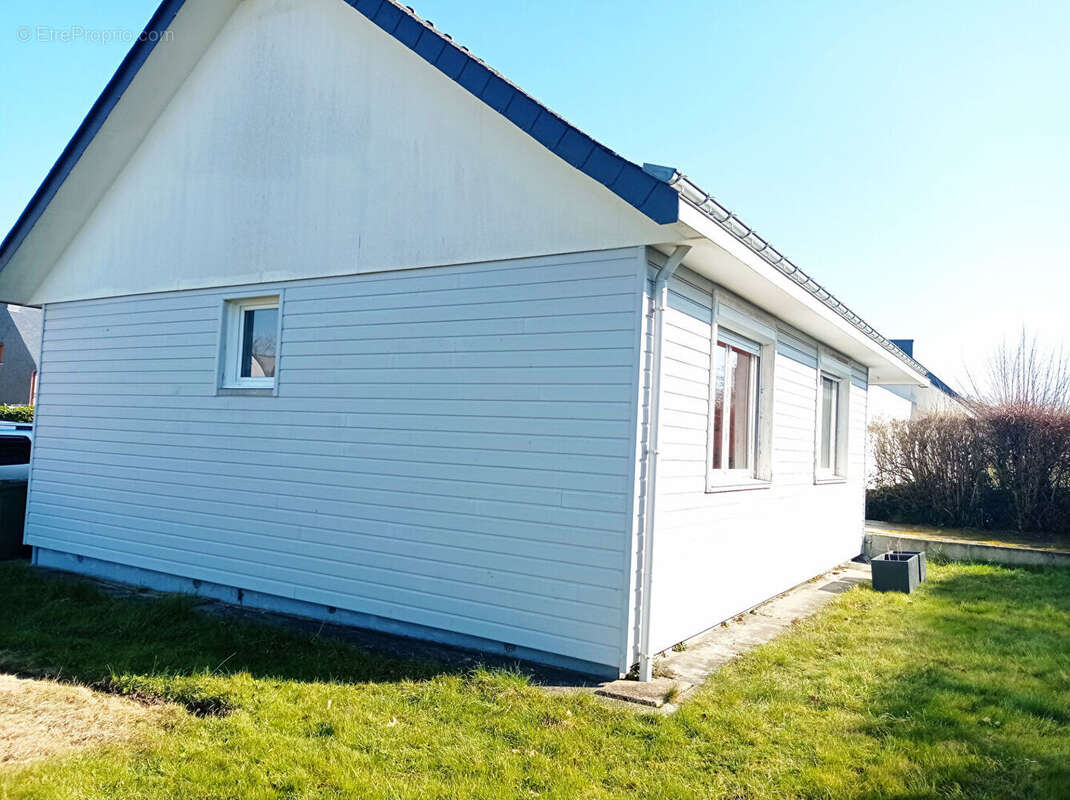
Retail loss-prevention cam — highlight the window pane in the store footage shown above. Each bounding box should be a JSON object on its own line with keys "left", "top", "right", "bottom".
{"left": 240, "top": 307, "right": 278, "bottom": 378}
{"left": 820, "top": 376, "right": 836, "bottom": 470}
{"left": 712, "top": 343, "right": 726, "bottom": 469}
{"left": 728, "top": 348, "right": 756, "bottom": 470}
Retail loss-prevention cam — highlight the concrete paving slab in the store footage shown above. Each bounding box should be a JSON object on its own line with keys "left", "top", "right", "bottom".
{"left": 595, "top": 677, "right": 692, "bottom": 708}
{"left": 633, "top": 561, "right": 870, "bottom": 699}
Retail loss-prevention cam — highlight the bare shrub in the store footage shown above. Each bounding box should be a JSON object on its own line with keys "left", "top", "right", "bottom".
{"left": 967, "top": 330, "right": 1070, "bottom": 410}
{"left": 871, "top": 330, "right": 1070, "bottom": 538}
{"left": 870, "top": 416, "right": 991, "bottom": 528}
{"left": 980, "top": 404, "right": 1070, "bottom": 534}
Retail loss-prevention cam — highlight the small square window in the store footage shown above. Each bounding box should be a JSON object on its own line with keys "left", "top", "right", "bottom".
{"left": 221, "top": 296, "right": 279, "bottom": 389}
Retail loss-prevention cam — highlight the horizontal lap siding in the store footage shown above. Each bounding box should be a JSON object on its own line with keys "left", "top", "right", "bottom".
{"left": 647, "top": 268, "right": 867, "bottom": 654}
{"left": 27, "top": 250, "right": 644, "bottom": 669}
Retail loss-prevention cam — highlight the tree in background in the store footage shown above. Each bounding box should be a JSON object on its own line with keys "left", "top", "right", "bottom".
{"left": 870, "top": 331, "right": 1070, "bottom": 538}
{"left": 967, "top": 331, "right": 1070, "bottom": 533}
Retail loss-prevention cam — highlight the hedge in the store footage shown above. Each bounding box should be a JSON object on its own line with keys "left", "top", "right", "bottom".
{"left": 869, "top": 406, "right": 1070, "bottom": 542}
{"left": 0, "top": 405, "right": 33, "bottom": 423}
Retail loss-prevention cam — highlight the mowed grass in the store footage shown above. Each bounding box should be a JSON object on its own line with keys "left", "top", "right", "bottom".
{"left": 1, "top": 561, "right": 1068, "bottom": 799}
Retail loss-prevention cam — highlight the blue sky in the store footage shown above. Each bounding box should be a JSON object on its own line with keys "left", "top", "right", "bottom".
{"left": 2, "top": 0, "right": 1067, "bottom": 386}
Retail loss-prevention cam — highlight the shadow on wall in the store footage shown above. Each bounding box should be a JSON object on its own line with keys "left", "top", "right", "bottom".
{"left": 0, "top": 304, "right": 41, "bottom": 405}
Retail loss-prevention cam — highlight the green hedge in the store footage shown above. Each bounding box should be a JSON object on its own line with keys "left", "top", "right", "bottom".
{"left": 0, "top": 405, "right": 33, "bottom": 423}
{"left": 868, "top": 409, "right": 1070, "bottom": 542}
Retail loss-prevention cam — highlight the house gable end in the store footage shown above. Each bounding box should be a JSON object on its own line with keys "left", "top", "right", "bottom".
{"left": 1, "top": 0, "right": 678, "bottom": 305}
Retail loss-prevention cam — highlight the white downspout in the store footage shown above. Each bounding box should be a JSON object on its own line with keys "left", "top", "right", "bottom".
{"left": 637, "top": 244, "right": 691, "bottom": 682}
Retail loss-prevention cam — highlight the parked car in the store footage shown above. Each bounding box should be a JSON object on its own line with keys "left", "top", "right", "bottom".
{"left": 0, "top": 422, "right": 32, "bottom": 481}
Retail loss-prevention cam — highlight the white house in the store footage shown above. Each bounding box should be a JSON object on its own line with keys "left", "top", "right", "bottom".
{"left": 0, "top": 0, "right": 929, "bottom": 680}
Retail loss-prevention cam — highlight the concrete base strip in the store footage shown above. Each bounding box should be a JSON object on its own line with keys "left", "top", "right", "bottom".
{"left": 592, "top": 562, "right": 871, "bottom": 711}
{"left": 865, "top": 528, "right": 1070, "bottom": 568}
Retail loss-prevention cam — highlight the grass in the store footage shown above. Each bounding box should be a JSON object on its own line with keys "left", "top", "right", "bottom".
{"left": 0, "top": 561, "right": 1068, "bottom": 799}
{"left": 0, "top": 674, "right": 175, "bottom": 767}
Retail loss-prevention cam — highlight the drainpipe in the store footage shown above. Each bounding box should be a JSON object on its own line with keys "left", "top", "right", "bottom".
{"left": 637, "top": 244, "right": 691, "bottom": 682}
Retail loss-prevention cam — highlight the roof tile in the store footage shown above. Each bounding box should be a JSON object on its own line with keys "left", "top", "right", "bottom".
{"left": 555, "top": 129, "right": 596, "bottom": 168}
{"left": 503, "top": 93, "right": 540, "bottom": 131}
{"left": 457, "top": 59, "right": 491, "bottom": 95}
{"left": 393, "top": 14, "right": 424, "bottom": 47}
{"left": 372, "top": 2, "right": 403, "bottom": 32}
{"left": 610, "top": 163, "right": 658, "bottom": 208}
{"left": 434, "top": 44, "right": 468, "bottom": 79}
{"left": 480, "top": 75, "right": 514, "bottom": 113}
{"left": 637, "top": 181, "right": 680, "bottom": 224}
{"left": 529, "top": 112, "right": 568, "bottom": 149}
{"left": 413, "top": 27, "right": 446, "bottom": 64}
{"left": 582, "top": 145, "right": 624, "bottom": 186}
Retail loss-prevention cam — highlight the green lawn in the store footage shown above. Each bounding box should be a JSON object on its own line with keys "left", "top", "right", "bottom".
{"left": 1, "top": 561, "right": 1068, "bottom": 799}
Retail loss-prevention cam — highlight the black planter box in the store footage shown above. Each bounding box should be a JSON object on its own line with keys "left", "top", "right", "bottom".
{"left": 897, "top": 550, "right": 927, "bottom": 583}
{"left": 871, "top": 551, "right": 924, "bottom": 593}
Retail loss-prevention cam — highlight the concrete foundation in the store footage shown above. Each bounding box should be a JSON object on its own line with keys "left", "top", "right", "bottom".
{"left": 32, "top": 547, "right": 621, "bottom": 680}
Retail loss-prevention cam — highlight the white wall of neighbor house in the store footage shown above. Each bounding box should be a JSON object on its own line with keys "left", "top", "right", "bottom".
{"left": 25, "top": 248, "right": 649, "bottom": 674}
{"left": 23, "top": 0, "right": 671, "bottom": 307}
{"left": 640, "top": 257, "right": 868, "bottom": 656}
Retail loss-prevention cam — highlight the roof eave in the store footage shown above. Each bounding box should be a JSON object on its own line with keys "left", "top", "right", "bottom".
{"left": 671, "top": 199, "right": 929, "bottom": 386}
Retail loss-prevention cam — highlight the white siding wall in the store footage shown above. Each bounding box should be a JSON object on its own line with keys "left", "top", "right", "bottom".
{"left": 645, "top": 264, "right": 868, "bottom": 655}
{"left": 26, "top": 249, "right": 646, "bottom": 672}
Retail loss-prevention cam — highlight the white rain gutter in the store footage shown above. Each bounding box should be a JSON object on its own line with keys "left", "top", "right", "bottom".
{"left": 636, "top": 243, "right": 691, "bottom": 682}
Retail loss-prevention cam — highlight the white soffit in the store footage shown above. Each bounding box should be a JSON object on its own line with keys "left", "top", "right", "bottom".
{"left": 666, "top": 202, "right": 929, "bottom": 386}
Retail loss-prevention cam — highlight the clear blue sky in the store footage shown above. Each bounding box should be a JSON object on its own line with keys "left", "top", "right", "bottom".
{"left": 2, "top": 0, "right": 1067, "bottom": 386}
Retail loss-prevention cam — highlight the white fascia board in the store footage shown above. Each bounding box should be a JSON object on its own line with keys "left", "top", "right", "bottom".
{"left": 671, "top": 201, "right": 928, "bottom": 386}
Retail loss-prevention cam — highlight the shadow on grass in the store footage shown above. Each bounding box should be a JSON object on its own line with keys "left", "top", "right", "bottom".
{"left": 855, "top": 566, "right": 1070, "bottom": 798}
{"left": 0, "top": 561, "right": 597, "bottom": 715}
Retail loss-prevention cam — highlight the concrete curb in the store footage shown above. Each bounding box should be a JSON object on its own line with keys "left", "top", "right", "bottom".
{"left": 865, "top": 529, "right": 1070, "bottom": 568}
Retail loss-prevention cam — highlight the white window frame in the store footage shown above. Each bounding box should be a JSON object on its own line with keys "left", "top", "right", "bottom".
{"left": 218, "top": 294, "right": 282, "bottom": 392}
{"left": 706, "top": 294, "right": 776, "bottom": 492}
{"left": 814, "top": 347, "right": 851, "bottom": 483}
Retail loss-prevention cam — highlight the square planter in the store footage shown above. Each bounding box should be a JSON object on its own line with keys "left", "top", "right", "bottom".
{"left": 897, "top": 550, "right": 926, "bottom": 583}
{"left": 871, "top": 551, "right": 922, "bottom": 594}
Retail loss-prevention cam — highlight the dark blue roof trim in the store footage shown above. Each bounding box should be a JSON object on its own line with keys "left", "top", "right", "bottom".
{"left": 0, "top": 0, "right": 185, "bottom": 274}
{"left": 342, "top": 0, "right": 679, "bottom": 225}
{"left": 0, "top": 0, "right": 679, "bottom": 276}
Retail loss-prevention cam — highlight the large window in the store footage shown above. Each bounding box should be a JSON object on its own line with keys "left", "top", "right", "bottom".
{"left": 220, "top": 296, "right": 280, "bottom": 390}
{"left": 710, "top": 333, "right": 761, "bottom": 479}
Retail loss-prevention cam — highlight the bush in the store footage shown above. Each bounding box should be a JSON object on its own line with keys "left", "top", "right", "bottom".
{"left": 0, "top": 405, "right": 33, "bottom": 423}
{"left": 980, "top": 404, "right": 1070, "bottom": 533}
{"left": 870, "top": 415, "right": 992, "bottom": 528}
{"left": 869, "top": 409, "right": 1070, "bottom": 541}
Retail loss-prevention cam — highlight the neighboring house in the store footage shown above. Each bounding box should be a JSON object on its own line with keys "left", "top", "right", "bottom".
{"left": 0, "top": 304, "right": 41, "bottom": 405}
{"left": 0, "top": 0, "right": 930, "bottom": 680}
{"left": 865, "top": 339, "right": 970, "bottom": 483}
{"left": 873, "top": 339, "right": 969, "bottom": 421}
